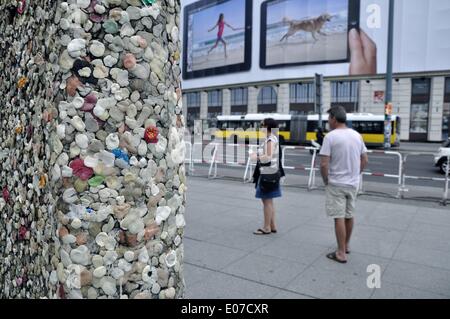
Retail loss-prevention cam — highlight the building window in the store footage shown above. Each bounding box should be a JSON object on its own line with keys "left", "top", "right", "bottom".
{"left": 445, "top": 78, "right": 450, "bottom": 102}
{"left": 331, "top": 81, "right": 359, "bottom": 112}
{"left": 231, "top": 88, "right": 248, "bottom": 106}
{"left": 290, "top": 83, "right": 314, "bottom": 104}
{"left": 186, "top": 92, "right": 200, "bottom": 108}
{"left": 230, "top": 88, "right": 248, "bottom": 115}
{"left": 258, "top": 86, "right": 277, "bottom": 113}
{"left": 185, "top": 92, "right": 201, "bottom": 129}
{"left": 206, "top": 90, "right": 223, "bottom": 123}
{"left": 410, "top": 78, "right": 431, "bottom": 141}
{"left": 208, "top": 90, "right": 222, "bottom": 107}
{"left": 290, "top": 83, "right": 315, "bottom": 115}
{"left": 442, "top": 78, "right": 450, "bottom": 140}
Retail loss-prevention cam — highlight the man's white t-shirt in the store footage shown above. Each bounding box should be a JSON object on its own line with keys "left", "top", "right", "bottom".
{"left": 319, "top": 128, "right": 368, "bottom": 188}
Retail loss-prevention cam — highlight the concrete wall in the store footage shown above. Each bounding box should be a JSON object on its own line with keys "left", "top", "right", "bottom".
{"left": 277, "top": 83, "right": 290, "bottom": 114}
{"left": 222, "top": 88, "right": 231, "bottom": 116}
{"left": 359, "top": 78, "right": 412, "bottom": 141}
{"left": 200, "top": 91, "right": 208, "bottom": 120}
{"left": 248, "top": 87, "right": 258, "bottom": 114}
{"left": 429, "top": 77, "right": 446, "bottom": 141}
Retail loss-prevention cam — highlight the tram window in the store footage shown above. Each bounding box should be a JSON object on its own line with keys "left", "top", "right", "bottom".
{"left": 277, "top": 121, "right": 290, "bottom": 131}
{"left": 234, "top": 121, "right": 243, "bottom": 129}
{"left": 307, "top": 121, "right": 327, "bottom": 132}
{"left": 353, "top": 121, "right": 383, "bottom": 134}
{"left": 352, "top": 122, "right": 362, "bottom": 133}
{"left": 242, "top": 121, "right": 255, "bottom": 130}
{"left": 307, "top": 121, "right": 318, "bottom": 132}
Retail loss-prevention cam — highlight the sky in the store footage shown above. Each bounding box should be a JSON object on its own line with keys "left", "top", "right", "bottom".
{"left": 267, "top": 0, "right": 348, "bottom": 24}
{"left": 191, "top": 0, "right": 246, "bottom": 42}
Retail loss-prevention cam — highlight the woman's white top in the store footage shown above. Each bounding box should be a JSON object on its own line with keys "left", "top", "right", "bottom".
{"left": 258, "top": 135, "right": 279, "bottom": 175}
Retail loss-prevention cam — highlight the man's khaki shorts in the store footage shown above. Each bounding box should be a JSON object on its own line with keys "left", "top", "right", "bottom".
{"left": 325, "top": 184, "right": 358, "bottom": 219}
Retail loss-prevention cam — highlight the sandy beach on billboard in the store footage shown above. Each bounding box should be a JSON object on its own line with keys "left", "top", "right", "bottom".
{"left": 266, "top": 32, "right": 347, "bottom": 66}
{"left": 191, "top": 48, "right": 245, "bottom": 71}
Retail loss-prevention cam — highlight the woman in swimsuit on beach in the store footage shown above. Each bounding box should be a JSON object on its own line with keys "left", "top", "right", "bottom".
{"left": 207, "top": 13, "right": 237, "bottom": 58}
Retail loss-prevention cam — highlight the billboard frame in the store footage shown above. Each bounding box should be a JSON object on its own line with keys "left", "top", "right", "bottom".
{"left": 182, "top": 0, "right": 253, "bottom": 80}
{"left": 260, "top": 0, "right": 360, "bottom": 69}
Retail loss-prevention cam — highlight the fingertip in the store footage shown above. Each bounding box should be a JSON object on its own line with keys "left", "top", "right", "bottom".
{"left": 349, "top": 28, "right": 359, "bottom": 40}
{"left": 348, "top": 28, "right": 362, "bottom": 53}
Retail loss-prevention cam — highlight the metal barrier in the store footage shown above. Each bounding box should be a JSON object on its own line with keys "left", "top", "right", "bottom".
{"left": 184, "top": 140, "right": 450, "bottom": 205}
{"left": 208, "top": 143, "right": 259, "bottom": 180}
{"left": 281, "top": 146, "right": 320, "bottom": 191}
{"left": 358, "top": 150, "right": 403, "bottom": 198}
{"left": 400, "top": 153, "right": 450, "bottom": 205}
{"left": 184, "top": 141, "right": 193, "bottom": 175}
{"left": 243, "top": 145, "right": 259, "bottom": 183}
{"left": 182, "top": 142, "right": 218, "bottom": 176}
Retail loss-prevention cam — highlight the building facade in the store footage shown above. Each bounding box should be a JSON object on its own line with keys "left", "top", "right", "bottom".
{"left": 183, "top": 73, "right": 450, "bottom": 142}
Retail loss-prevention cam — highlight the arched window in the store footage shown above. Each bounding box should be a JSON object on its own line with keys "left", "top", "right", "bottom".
{"left": 257, "top": 86, "right": 277, "bottom": 113}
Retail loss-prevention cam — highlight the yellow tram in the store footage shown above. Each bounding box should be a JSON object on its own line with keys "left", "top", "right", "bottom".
{"left": 214, "top": 113, "right": 401, "bottom": 147}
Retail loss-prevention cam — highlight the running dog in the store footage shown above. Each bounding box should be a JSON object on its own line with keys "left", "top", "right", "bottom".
{"left": 280, "top": 13, "right": 333, "bottom": 43}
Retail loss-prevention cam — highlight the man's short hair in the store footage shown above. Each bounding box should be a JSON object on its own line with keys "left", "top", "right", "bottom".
{"left": 327, "top": 106, "right": 347, "bottom": 123}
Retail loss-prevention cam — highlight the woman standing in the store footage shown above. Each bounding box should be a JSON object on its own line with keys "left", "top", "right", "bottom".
{"left": 251, "top": 118, "right": 284, "bottom": 235}
{"left": 207, "top": 13, "right": 237, "bottom": 58}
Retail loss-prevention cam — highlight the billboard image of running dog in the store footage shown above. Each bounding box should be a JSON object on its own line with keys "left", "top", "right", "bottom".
{"left": 264, "top": 0, "right": 350, "bottom": 66}
{"left": 280, "top": 13, "right": 333, "bottom": 43}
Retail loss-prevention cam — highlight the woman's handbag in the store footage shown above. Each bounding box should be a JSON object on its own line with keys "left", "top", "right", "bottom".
{"left": 259, "top": 163, "right": 281, "bottom": 192}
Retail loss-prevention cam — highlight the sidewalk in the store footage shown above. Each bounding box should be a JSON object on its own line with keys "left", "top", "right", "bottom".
{"left": 183, "top": 177, "right": 450, "bottom": 299}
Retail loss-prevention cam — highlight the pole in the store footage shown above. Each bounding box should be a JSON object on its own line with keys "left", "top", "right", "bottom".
{"left": 315, "top": 74, "right": 323, "bottom": 129}
{"left": 384, "top": 0, "right": 395, "bottom": 149}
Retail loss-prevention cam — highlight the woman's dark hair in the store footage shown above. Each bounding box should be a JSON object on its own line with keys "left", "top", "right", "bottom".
{"left": 262, "top": 118, "right": 278, "bottom": 133}
{"left": 218, "top": 13, "right": 224, "bottom": 23}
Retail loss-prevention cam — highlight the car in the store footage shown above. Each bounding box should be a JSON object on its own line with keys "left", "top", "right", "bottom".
{"left": 434, "top": 139, "right": 450, "bottom": 174}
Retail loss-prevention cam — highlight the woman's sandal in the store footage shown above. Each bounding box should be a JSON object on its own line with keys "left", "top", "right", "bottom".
{"left": 253, "top": 228, "right": 271, "bottom": 235}
{"left": 326, "top": 252, "right": 347, "bottom": 264}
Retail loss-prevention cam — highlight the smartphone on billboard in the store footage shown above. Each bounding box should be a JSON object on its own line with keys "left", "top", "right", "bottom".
{"left": 183, "top": 0, "right": 253, "bottom": 80}
{"left": 260, "top": 0, "right": 360, "bottom": 69}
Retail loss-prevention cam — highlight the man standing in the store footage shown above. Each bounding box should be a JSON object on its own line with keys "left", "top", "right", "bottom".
{"left": 319, "top": 106, "right": 368, "bottom": 263}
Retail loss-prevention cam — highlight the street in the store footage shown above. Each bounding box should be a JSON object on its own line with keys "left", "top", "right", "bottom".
{"left": 185, "top": 141, "right": 449, "bottom": 203}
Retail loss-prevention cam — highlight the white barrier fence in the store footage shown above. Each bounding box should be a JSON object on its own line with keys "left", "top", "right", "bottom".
{"left": 281, "top": 146, "right": 320, "bottom": 191}
{"left": 400, "top": 153, "right": 450, "bottom": 205}
{"left": 183, "top": 141, "right": 450, "bottom": 204}
{"left": 358, "top": 150, "right": 403, "bottom": 198}
{"left": 209, "top": 143, "right": 259, "bottom": 180}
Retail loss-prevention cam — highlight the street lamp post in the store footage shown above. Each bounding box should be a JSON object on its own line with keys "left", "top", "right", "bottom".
{"left": 384, "top": 0, "right": 395, "bottom": 149}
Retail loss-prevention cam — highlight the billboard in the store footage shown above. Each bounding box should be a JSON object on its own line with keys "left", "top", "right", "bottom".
{"left": 182, "top": 0, "right": 253, "bottom": 79}
{"left": 260, "top": 0, "right": 360, "bottom": 69}
{"left": 181, "top": 0, "right": 450, "bottom": 89}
